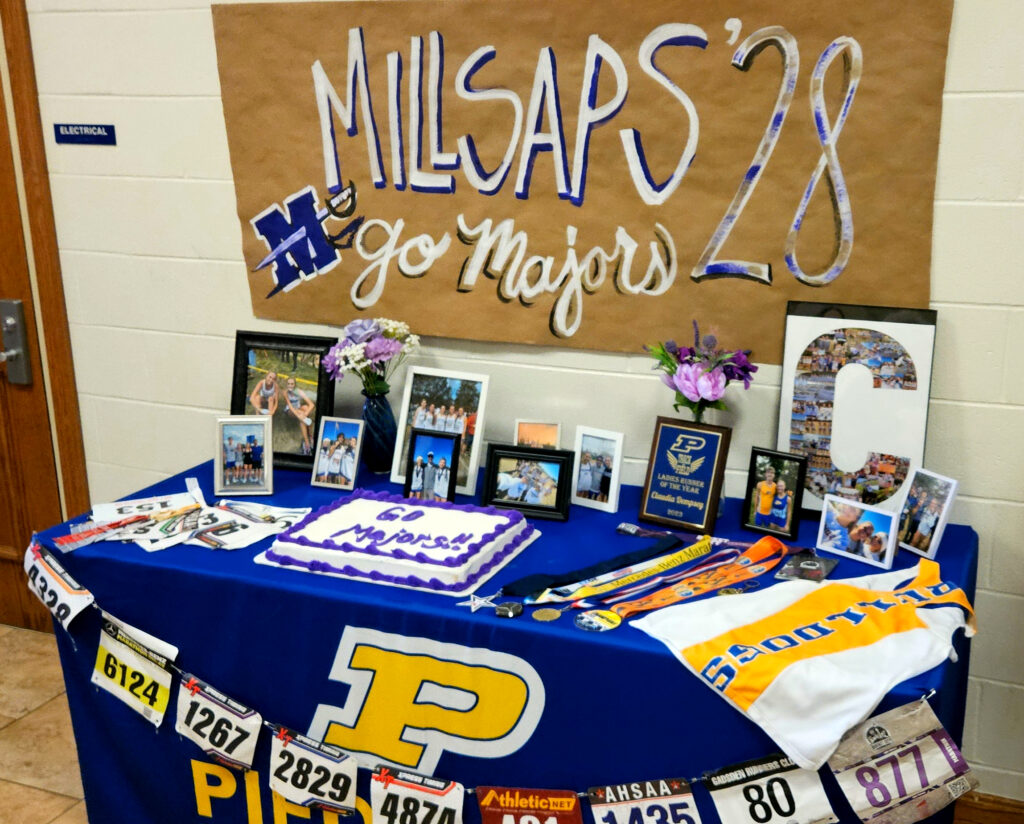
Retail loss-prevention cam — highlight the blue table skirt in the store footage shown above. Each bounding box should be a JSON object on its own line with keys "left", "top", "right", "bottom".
{"left": 40, "top": 462, "right": 977, "bottom": 824}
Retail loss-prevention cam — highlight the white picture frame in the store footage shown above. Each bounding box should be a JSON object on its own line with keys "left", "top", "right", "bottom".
{"left": 216, "top": 415, "right": 273, "bottom": 496}
{"left": 896, "top": 468, "right": 958, "bottom": 559}
{"left": 816, "top": 494, "right": 898, "bottom": 569}
{"left": 570, "top": 425, "right": 624, "bottom": 513}
{"left": 514, "top": 419, "right": 561, "bottom": 449}
{"left": 310, "top": 416, "right": 364, "bottom": 491}
{"left": 391, "top": 366, "right": 489, "bottom": 495}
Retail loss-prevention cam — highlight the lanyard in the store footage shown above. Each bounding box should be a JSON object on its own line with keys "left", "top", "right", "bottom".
{"left": 611, "top": 535, "right": 791, "bottom": 619}
{"left": 525, "top": 537, "right": 712, "bottom": 605}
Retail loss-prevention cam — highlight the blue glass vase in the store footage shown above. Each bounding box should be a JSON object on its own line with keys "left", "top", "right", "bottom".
{"left": 361, "top": 391, "right": 398, "bottom": 474}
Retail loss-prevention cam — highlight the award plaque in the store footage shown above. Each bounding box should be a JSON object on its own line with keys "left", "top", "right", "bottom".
{"left": 640, "top": 417, "right": 731, "bottom": 533}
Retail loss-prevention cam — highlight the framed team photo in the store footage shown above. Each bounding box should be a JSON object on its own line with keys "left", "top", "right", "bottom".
{"left": 741, "top": 447, "right": 807, "bottom": 540}
{"left": 215, "top": 416, "right": 273, "bottom": 496}
{"left": 778, "top": 302, "right": 936, "bottom": 513}
{"left": 514, "top": 419, "right": 561, "bottom": 449}
{"left": 571, "top": 426, "right": 624, "bottom": 513}
{"left": 392, "top": 366, "right": 489, "bottom": 495}
{"left": 482, "top": 443, "right": 573, "bottom": 521}
{"left": 403, "top": 430, "right": 461, "bottom": 502}
{"left": 311, "top": 417, "right": 364, "bottom": 490}
{"left": 816, "top": 494, "right": 897, "bottom": 569}
{"left": 231, "top": 330, "right": 337, "bottom": 471}
{"left": 896, "top": 468, "right": 958, "bottom": 559}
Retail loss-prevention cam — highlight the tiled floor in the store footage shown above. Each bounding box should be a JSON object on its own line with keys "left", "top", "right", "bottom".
{"left": 0, "top": 625, "right": 87, "bottom": 824}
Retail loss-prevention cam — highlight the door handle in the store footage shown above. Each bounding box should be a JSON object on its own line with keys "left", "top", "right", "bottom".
{"left": 0, "top": 299, "right": 33, "bottom": 385}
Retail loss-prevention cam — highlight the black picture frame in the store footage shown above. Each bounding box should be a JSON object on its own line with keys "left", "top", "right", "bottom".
{"left": 482, "top": 444, "right": 574, "bottom": 522}
{"left": 230, "top": 330, "right": 337, "bottom": 471}
{"left": 740, "top": 447, "right": 808, "bottom": 541}
{"left": 639, "top": 417, "right": 730, "bottom": 533}
{"left": 403, "top": 429, "right": 461, "bottom": 502}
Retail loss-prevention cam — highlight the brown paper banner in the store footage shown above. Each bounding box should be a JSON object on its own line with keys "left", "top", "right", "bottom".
{"left": 213, "top": 0, "right": 952, "bottom": 363}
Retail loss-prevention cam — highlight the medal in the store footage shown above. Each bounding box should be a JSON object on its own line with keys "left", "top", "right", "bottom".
{"left": 574, "top": 609, "right": 622, "bottom": 632}
{"left": 531, "top": 606, "right": 568, "bottom": 622}
{"left": 717, "top": 587, "right": 742, "bottom": 595}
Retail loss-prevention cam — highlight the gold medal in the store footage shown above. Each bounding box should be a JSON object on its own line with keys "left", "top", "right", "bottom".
{"left": 718, "top": 587, "right": 742, "bottom": 595}
{"left": 531, "top": 608, "right": 564, "bottom": 622}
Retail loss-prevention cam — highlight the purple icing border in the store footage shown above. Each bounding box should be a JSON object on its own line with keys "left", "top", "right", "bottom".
{"left": 275, "top": 489, "right": 525, "bottom": 568}
{"left": 265, "top": 520, "right": 535, "bottom": 593}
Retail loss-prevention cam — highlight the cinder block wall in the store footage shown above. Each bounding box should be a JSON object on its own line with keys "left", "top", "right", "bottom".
{"left": 27, "top": 0, "right": 1024, "bottom": 799}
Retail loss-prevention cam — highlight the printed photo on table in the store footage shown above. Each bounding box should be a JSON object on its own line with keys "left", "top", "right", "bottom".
{"left": 482, "top": 443, "right": 573, "bottom": 521}
{"left": 216, "top": 416, "right": 273, "bottom": 496}
{"left": 514, "top": 420, "right": 561, "bottom": 449}
{"left": 571, "top": 426, "right": 624, "bottom": 513}
{"left": 392, "top": 366, "right": 489, "bottom": 495}
{"left": 897, "top": 468, "right": 958, "bottom": 559}
{"left": 403, "top": 430, "right": 461, "bottom": 502}
{"left": 741, "top": 447, "right": 807, "bottom": 540}
{"left": 816, "top": 494, "right": 897, "bottom": 569}
{"left": 231, "top": 330, "right": 336, "bottom": 470}
{"left": 311, "top": 417, "right": 364, "bottom": 490}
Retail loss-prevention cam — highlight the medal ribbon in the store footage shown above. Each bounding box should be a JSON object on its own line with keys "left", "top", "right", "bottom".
{"left": 526, "top": 537, "right": 712, "bottom": 605}
{"left": 612, "top": 536, "right": 792, "bottom": 619}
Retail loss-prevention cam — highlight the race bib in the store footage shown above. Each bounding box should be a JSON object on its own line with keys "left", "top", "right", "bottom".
{"left": 91, "top": 619, "right": 175, "bottom": 727}
{"left": 589, "top": 777, "right": 702, "bottom": 824}
{"left": 268, "top": 725, "right": 357, "bottom": 814}
{"left": 92, "top": 491, "right": 197, "bottom": 523}
{"left": 23, "top": 541, "right": 94, "bottom": 629}
{"left": 476, "top": 786, "right": 583, "bottom": 824}
{"left": 175, "top": 673, "right": 262, "bottom": 769}
{"left": 371, "top": 767, "right": 464, "bottom": 824}
{"left": 705, "top": 755, "right": 836, "bottom": 824}
{"left": 829, "top": 701, "right": 977, "bottom": 823}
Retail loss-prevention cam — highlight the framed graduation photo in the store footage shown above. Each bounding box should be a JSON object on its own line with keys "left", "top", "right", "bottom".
{"left": 483, "top": 443, "right": 573, "bottom": 521}
{"left": 640, "top": 417, "right": 730, "bottom": 533}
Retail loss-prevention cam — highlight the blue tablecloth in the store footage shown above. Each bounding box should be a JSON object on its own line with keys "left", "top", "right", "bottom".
{"left": 40, "top": 462, "right": 977, "bottom": 824}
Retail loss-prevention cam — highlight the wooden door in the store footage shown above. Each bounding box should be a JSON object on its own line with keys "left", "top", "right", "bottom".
{"left": 0, "top": 0, "right": 89, "bottom": 630}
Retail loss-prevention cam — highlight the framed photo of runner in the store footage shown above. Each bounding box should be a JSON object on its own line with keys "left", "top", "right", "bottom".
{"left": 571, "top": 425, "right": 624, "bottom": 513}
{"left": 640, "top": 417, "right": 730, "bottom": 533}
{"left": 514, "top": 419, "right": 561, "bottom": 449}
{"left": 403, "top": 429, "right": 461, "bottom": 502}
{"left": 778, "top": 302, "right": 936, "bottom": 514}
{"left": 215, "top": 416, "right": 273, "bottom": 496}
{"left": 741, "top": 447, "right": 807, "bottom": 540}
{"left": 896, "top": 468, "right": 958, "bottom": 559}
{"left": 310, "top": 417, "right": 364, "bottom": 491}
{"left": 231, "top": 330, "right": 337, "bottom": 471}
{"left": 816, "top": 494, "right": 897, "bottom": 569}
{"left": 392, "top": 366, "right": 489, "bottom": 495}
{"left": 482, "top": 443, "right": 573, "bottom": 521}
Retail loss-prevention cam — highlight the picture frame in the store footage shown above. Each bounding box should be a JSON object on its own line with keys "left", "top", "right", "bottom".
{"left": 640, "top": 417, "right": 730, "bottom": 533}
{"left": 514, "top": 419, "right": 561, "bottom": 449}
{"left": 311, "top": 417, "right": 364, "bottom": 491}
{"left": 482, "top": 443, "right": 573, "bottom": 521}
{"left": 571, "top": 425, "right": 624, "bottom": 513}
{"left": 740, "top": 447, "right": 808, "bottom": 540}
{"left": 392, "top": 366, "right": 489, "bottom": 495}
{"left": 231, "top": 330, "right": 337, "bottom": 471}
{"left": 215, "top": 415, "right": 273, "bottom": 496}
{"left": 816, "top": 494, "right": 898, "bottom": 569}
{"left": 778, "top": 302, "right": 937, "bottom": 513}
{"left": 403, "top": 429, "right": 461, "bottom": 502}
{"left": 896, "top": 468, "right": 958, "bottom": 559}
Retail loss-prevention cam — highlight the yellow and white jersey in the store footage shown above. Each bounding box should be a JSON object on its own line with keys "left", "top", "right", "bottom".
{"left": 633, "top": 560, "right": 975, "bottom": 770}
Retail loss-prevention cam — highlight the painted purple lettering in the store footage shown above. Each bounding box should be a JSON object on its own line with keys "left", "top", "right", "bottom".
{"left": 409, "top": 36, "right": 454, "bottom": 193}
